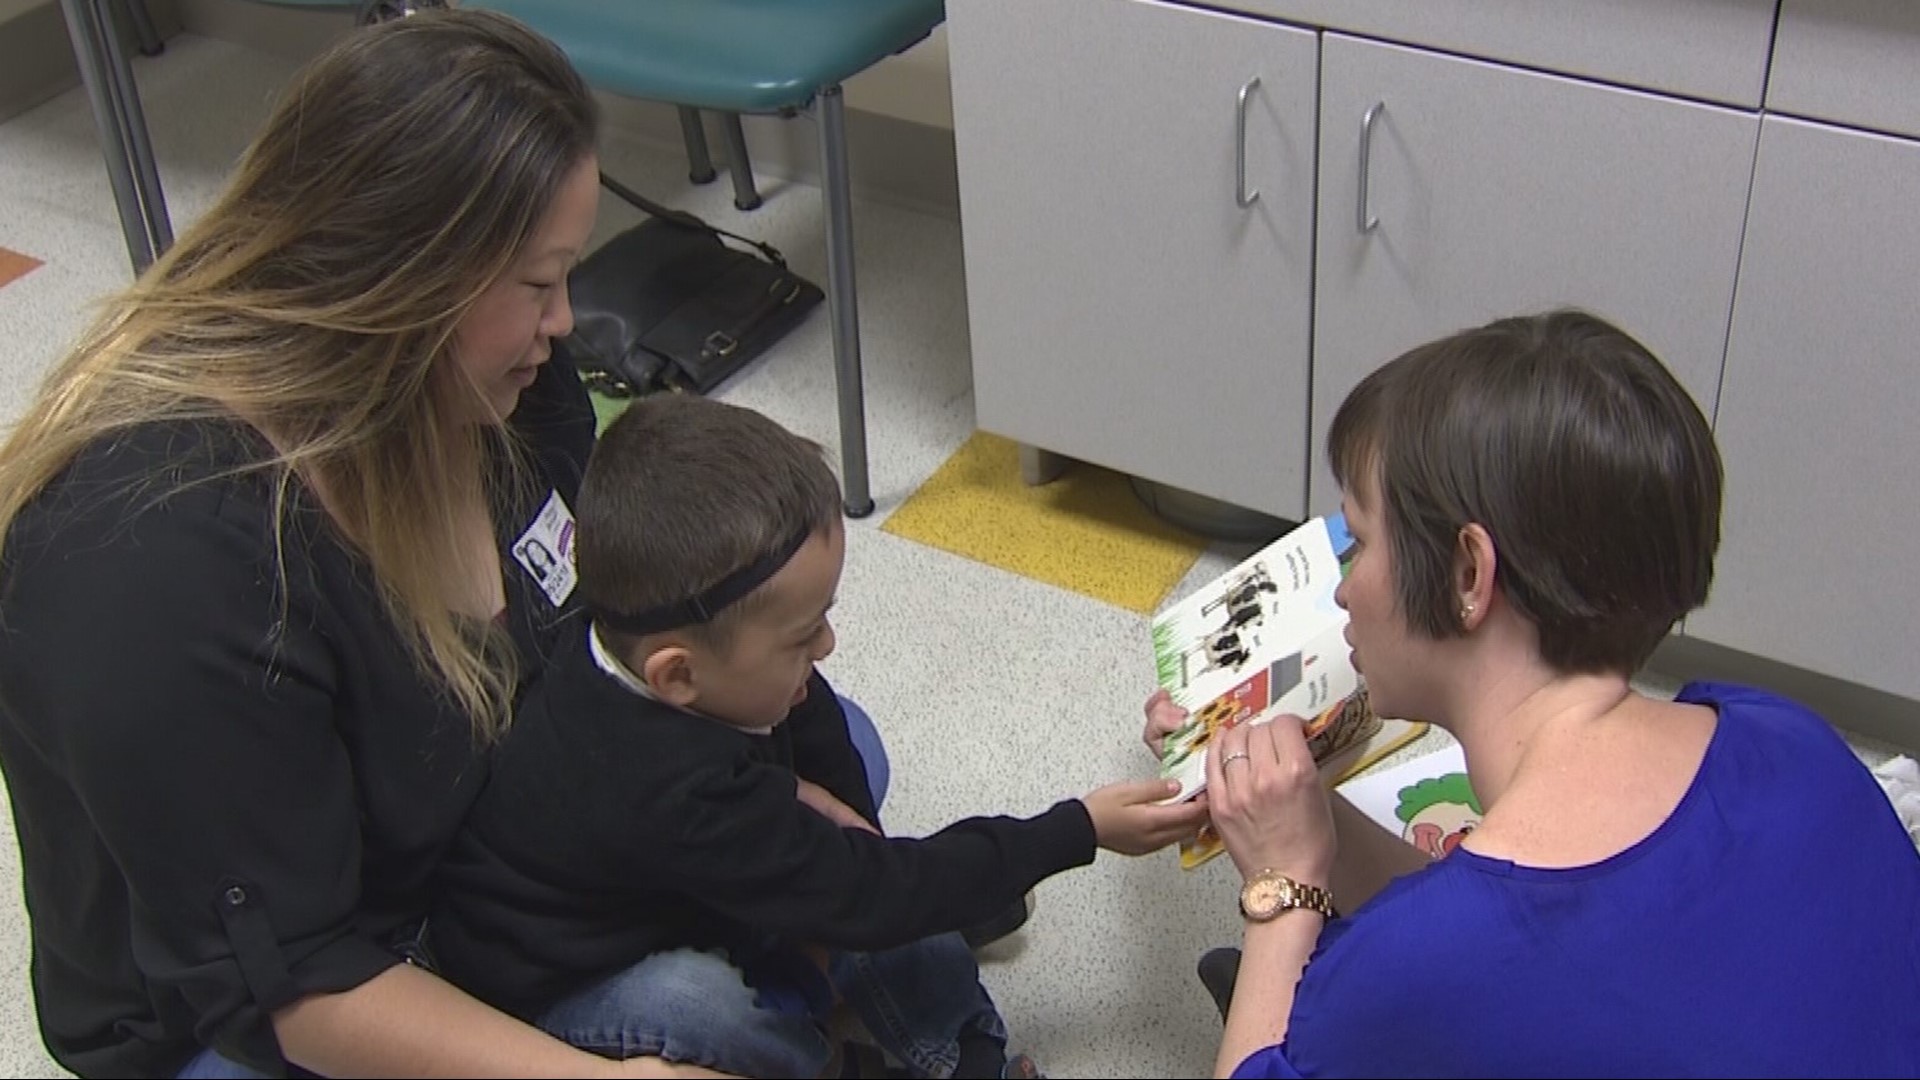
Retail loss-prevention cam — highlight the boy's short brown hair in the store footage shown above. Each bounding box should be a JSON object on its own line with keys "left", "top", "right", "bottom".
{"left": 1326, "top": 309, "right": 1723, "bottom": 674}
{"left": 578, "top": 395, "right": 842, "bottom": 652}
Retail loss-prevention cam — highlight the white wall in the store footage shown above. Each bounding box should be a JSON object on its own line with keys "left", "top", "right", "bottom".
{"left": 847, "top": 26, "right": 954, "bottom": 130}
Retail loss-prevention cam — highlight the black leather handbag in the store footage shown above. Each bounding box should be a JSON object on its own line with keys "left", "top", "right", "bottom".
{"left": 566, "top": 176, "right": 824, "bottom": 397}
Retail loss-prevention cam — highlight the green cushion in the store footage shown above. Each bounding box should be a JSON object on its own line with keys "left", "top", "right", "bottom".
{"left": 466, "top": 0, "right": 945, "bottom": 113}
{"left": 588, "top": 388, "right": 631, "bottom": 436}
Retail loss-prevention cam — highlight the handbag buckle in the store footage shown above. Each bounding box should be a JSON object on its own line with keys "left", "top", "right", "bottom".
{"left": 703, "top": 331, "right": 739, "bottom": 359}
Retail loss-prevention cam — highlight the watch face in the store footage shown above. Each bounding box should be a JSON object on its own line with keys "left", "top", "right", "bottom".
{"left": 1242, "top": 873, "right": 1330, "bottom": 920}
{"left": 1244, "top": 876, "right": 1287, "bottom": 918}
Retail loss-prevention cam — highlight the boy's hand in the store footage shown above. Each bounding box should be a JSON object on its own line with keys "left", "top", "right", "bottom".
{"left": 1141, "top": 688, "right": 1189, "bottom": 759}
{"left": 1082, "top": 778, "right": 1211, "bottom": 855}
{"left": 796, "top": 778, "right": 880, "bottom": 835}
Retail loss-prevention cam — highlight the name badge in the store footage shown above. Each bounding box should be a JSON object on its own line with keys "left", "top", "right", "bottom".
{"left": 511, "top": 490, "right": 578, "bottom": 607}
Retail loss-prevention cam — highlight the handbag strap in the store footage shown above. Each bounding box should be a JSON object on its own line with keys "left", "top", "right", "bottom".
{"left": 701, "top": 275, "right": 810, "bottom": 363}
{"left": 598, "top": 171, "right": 789, "bottom": 268}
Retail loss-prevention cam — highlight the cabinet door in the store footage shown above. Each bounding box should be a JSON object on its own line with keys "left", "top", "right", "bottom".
{"left": 1685, "top": 118, "right": 1920, "bottom": 700}
{"left": 1769, "top": 0, "right": 1920, "bottom": 143}
{"left": 950, "top": 0, "right": 1318, "bottom": 518}
{"left": 1309, "top": 34, "right": 1758, "bottom": 513}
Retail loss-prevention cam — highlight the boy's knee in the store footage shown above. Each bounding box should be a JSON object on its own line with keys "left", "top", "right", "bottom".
{"left": 545, "top": 947, "right": 749, "bottom": 1033}
{"left": 541, "top": 947, "right": 833, "bottom": 1074}
{"left": 909, "top": 930, "right": 984, "bottom": 974}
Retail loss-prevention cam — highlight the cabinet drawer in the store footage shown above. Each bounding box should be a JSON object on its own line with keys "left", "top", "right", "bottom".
{"left": 1222, "top": 0, "right": 1775, "bottom": 107}
{"left": 1768, "top": 0, "right": 1920, "bottom": 142}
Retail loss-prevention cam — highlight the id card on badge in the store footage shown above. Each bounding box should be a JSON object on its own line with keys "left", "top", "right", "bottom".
{"left": 511, "top": 491, "right": 577, "bottom": 607}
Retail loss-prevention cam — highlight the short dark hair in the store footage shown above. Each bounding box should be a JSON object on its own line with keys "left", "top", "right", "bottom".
{"left": 578, "top": 396, "right": 842, "bottom": 652}
{"left": 1326, "top": 309, "right": 1722, "bottom": 674}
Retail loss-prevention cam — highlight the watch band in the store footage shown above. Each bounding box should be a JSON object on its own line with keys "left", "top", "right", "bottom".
{"left": 1239, "top": 869, "right": 1337, "bottom": 921}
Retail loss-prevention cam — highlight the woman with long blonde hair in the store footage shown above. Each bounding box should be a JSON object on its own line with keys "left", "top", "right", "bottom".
{"left": 0, "top": 11, "right": 703, "bottom": 1078}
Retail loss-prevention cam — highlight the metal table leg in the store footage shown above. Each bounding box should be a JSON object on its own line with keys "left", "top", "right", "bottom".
{"left": 119, "top": 0, "right": 164, "bottom": 56}
{"left": 99, "top": 0, "right": 172, "bottom": 257}
{"left": 59, "top": 0, "right": 172, "bottom": 275}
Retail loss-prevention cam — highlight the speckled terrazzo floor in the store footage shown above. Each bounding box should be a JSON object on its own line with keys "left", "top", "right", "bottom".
{"left": 2, "top": 29, "right": 1913, "bottom": 1080}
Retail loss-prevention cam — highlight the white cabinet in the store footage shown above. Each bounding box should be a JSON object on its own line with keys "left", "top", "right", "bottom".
{"left": 951, "top": 8, "right": 1756, "bottom": 522}
{"left": 1244, "top": 0, "right": 1778, "bottom": 106}
{"left": 948, "top": 0, "right": 1920, "bottom": 709}
{"left": 1768, "top": 0, "right": 1920, "bottom": 142}
{"left": 1683, "top": 118, "right": 1920, "bottom": 701}
{"left": 1308, "top": 34, "right": 1758, "bottom": 512}
{"left": 950, "top": 0, "right": 1319, "bottom": 517}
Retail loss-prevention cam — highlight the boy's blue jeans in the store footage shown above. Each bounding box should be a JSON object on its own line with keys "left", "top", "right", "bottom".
{"left": 538, "top": 931, "right": 1005, "bottom": 1077}
{"left": 536, "top": 695, "right": 1007, "bottom": 1077}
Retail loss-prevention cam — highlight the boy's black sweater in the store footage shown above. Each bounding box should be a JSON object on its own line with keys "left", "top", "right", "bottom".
{"left": 432, "top": 632, "right": 1098, "bottom": 1019}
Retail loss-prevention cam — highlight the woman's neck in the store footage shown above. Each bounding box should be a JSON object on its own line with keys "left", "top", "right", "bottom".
{"left": 1448, "top": 662, "right": 1635, "bottom": 814}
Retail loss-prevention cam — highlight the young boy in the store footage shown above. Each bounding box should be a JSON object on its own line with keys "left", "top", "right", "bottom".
{"left": 431, "top": 395, "right": 1208, "bottom": 1079}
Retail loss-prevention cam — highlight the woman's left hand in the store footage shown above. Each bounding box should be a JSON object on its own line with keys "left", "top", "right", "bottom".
{"left": 1204, "top": 716, "right": 1337, "bottom": 887}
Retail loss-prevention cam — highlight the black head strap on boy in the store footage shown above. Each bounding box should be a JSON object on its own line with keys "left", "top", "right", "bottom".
{"left": 593, "top": 525, "right": 813, "bottom": 636}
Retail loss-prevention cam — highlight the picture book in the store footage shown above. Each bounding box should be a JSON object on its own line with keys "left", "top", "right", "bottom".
{"left": 1152, "top": 513, "right": 1428, "bottom": 868}
{"left": 1336, "top": 741, "right": 1482, "bottom": 858}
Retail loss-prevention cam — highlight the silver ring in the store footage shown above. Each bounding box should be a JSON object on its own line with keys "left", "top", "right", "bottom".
{"left": 1221, "top": 751, "right": 1251, "bottom": 767}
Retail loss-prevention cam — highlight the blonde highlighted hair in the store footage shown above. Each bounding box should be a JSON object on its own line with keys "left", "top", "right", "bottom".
{"left": 0, "top": 9, "right": 598, "bottom": 741}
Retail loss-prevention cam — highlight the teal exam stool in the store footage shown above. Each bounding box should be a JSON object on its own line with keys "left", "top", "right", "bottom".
{"left": 59, "top": 0, "right": 944, "bottom": 518}
{"left": 466, "top": 0, "right": 946, "bottom": 517}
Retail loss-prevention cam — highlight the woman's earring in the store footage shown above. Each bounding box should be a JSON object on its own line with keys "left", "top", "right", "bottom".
{"left": 1460, "top": 601, "right": 1476, "bottom": 625}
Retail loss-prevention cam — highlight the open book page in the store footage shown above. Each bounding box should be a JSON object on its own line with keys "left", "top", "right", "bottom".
{"left": 1173, "top": 711, "right": 1430, "bottom": 869}
{"left": 1335, "top": 741, "right": 1482, "bottom": 858}
{"left": 1150, "top": 514, "right": 1428, "bottom": 869}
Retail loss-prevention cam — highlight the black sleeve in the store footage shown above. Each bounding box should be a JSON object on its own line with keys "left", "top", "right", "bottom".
{"left": 784, "top": 669, "right": 880, "bottom": 824}
{"left": 0, "top": 480, "right": 396, "bottom": 1068}
{"left": 642, "top": 756, "right": 1096, "bottom": 952}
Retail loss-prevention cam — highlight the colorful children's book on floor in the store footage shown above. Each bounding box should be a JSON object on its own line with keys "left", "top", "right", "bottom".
{"left": 1152, "top": 513, "right": 1428, "bottom": 869}
{"left": 1335, "top": 740, "right": 1482, "bottom": 858}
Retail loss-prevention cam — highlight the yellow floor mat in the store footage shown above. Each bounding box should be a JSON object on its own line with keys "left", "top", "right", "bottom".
{"left": 882, "top": 432, "right": 1206, "bottom": 615}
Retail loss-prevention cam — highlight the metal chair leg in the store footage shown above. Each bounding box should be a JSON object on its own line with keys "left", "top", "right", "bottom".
{"left": 677, "top": 106, "right": 716, "bottom": 185}
{"left": 813, "top": 86, "right": 871, "bottom": 518}
{"left": 719, "top": 111, "right": 763, "bottom": 211}
{"left": 60, "top": 0, "right": 172, "bottom": 275}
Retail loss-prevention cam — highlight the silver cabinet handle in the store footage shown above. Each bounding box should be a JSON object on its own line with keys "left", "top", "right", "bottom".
{"left": 1358, "top": 101, "right": 1384, "bottom": 233}
{"left": 1236, "top": 76, "right": 1261, "bottom": 208}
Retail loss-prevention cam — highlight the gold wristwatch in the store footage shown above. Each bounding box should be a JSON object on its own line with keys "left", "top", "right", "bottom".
{"left": 1238, "top": 869, "right": 1336, "bottom": 922}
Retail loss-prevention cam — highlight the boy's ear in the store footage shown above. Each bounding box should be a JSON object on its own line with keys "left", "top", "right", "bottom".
{"left": 641, "top": 645, "right": 701, "bottom": 708}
